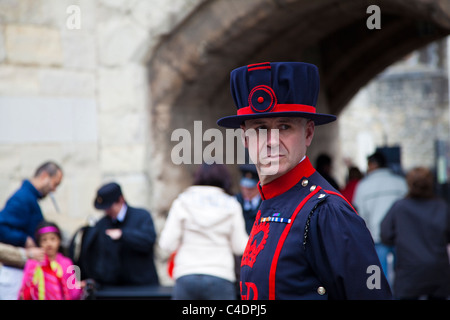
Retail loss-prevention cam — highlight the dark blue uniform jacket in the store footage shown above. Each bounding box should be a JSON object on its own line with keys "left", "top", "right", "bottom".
{"left": 240, "top": 157, "right": 392, "bottom": 300}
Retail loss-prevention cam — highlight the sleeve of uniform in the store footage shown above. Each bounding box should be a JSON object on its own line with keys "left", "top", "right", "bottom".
{"left": 305, "top": 196, "right": 392, "bottom": 300}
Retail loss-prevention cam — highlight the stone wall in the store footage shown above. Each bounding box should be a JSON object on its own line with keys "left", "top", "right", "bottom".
{"left": 0, "top": 0, "right": 204, "bottom": 239}
{"left": 0, "top": 0, "right": 207, "bottom": 285}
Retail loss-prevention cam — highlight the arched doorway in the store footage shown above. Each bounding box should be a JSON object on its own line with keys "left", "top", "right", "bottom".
{"left": 147, "top": 0, "right": 450, "bottom": 217}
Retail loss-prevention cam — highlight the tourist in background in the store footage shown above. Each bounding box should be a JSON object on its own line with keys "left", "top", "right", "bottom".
{"left": 0, "top": 161, "right": 63, "bottom": 299}
{"left": 159, "top": 163, "right": 248, "bottom": 300}
{"left": 78, "top": 182, "right": 159, "bottom": 286}
{"left": 18, "top": 221, "right": 83, "bottom": 300}
{"left": 235, "top": 164, "right": 261, "bottom": 235}
{"left": 380, "top": 167, "right": 450, "bottom": 299}
{"left": 353, "top": 151, "right": 407, "bottom": 283}
{"left": 340, "top": 166, "right": 363, "bottom": 205}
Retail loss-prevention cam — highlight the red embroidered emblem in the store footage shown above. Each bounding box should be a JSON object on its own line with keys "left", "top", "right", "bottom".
{"left": 241, "top": 212, "right": 270, "bottom": 268}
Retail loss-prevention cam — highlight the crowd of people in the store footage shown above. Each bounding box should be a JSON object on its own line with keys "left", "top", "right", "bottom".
{"left": 0, "top": 162, "right": 160, "bottom": 300}
{"left": 317, "top": 151, "right": 450, "bottom": 300}
{"left": 0, "top": 151, "right": 448, "bottom": 300}
{"left": 0, "top": 160, "right": 256, "bottom": 300}
{"left": 0, "top": 61, "right": 449, "bottom": 300}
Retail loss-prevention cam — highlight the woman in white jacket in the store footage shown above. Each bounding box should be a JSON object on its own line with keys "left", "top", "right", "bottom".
{"left": 159, "top": 163, "right": 249, "bottom": 300}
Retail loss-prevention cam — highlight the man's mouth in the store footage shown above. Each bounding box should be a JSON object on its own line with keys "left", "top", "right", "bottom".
{"left": 261, "top": 153, "right": 283, "bottom": 159}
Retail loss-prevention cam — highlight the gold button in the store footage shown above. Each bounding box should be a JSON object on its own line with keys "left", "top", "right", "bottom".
{"left": 301, "top": 179, "right": 308, "bottom": 187}
{"left": 310, "top": 185, "right": 316, "bottom": 192}
{"left": 317, "top": 286, "right": 326, "bottom": 295}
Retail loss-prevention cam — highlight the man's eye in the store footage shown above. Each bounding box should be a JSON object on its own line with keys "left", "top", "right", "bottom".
{"left": 279, "top": 124, "right": 290, "bottom": 130}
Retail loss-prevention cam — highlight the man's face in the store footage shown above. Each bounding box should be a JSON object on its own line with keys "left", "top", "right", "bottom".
{"left": 39, "top": 170, "right": 63, "bottom": 197}
{"left": 240, "top": 185, "right": 259, "bottom": 200}
{"left": 367, "top": 161, "right": 379, "bottom": 173}
{"left": 105, "top": 199, "right": 123, "bottom": 219}
{"left": 241, "top": 117, "right": 314, "bottom": 184}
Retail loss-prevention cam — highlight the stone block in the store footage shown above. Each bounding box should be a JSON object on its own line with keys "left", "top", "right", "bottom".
{"left": 99, "top": 112, "right": 147, "bottom": 146}
{"left": 98, "top": 64, "right": 148, "bottom": 114}
{"left": 100, "top": 144, "right": 146, "bottom": 174}
{"left": 0, "top": 96, "right": 98, "bottom": 143}
{"left": 0, "top": 26, "right": 5, "bottom": 63}
{"left": 0, "top": 65, "right": 39, "bottom": 95}
{"left": 38, "top": 68, "right": 96, "bottom": 97}
{"left": 97, "top": 17, "right": 149, "bottom": 66}
{"left": 60, "top": 32, "right": 96, "bottom": 70}
{"left": 5, "top": 24, "right": 63, "bottom": 66}
{"left": 130, "top": 0, "right": 202, "bottom": 36}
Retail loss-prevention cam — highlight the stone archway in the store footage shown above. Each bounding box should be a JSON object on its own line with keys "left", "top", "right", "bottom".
{"left": 147, "top": 0, "right": 450, "bottom": 217}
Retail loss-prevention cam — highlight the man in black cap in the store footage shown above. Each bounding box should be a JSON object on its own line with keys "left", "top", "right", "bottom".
{"left": 80, "top": 182, "right": 159, "bottom": 286}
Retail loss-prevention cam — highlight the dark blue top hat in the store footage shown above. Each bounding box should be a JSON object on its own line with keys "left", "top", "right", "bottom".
{"left": 217, "top": 62, "right": 336, "bottom": 128}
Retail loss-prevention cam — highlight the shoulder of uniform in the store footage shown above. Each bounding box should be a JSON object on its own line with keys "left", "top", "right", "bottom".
{"left": 318, "top": 189, "right": 357, "bottom": 214}
{"left": 302, "top": 190, "right": 360, "bottom": 249}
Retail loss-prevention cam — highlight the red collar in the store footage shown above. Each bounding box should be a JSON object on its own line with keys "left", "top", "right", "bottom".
{"left": 257, "top": 157, "right": 316, "bottom": 200}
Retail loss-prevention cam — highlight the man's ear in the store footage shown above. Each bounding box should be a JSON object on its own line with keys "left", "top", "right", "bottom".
{"left": 305, "top": 120, "right": 315, "bottom": 147}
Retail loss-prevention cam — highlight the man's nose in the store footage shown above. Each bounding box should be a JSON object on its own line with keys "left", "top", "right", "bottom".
{"left": 267, "top": 129, "right": 280, "bottom": 148}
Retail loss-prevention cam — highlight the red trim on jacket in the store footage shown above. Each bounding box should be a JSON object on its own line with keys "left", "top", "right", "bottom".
{"left": 258, "top": 157, "right": 316, "bottom": 200}
{"left": 268, "top": 186, "right": 322, "bottom": 299}
{"left": 325, "top": 190, "right": 358, "bottom": 214}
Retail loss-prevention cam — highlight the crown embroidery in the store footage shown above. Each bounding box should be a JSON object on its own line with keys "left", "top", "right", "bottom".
{"left": 241, "top": 212, "right": 270, "bottom": 268}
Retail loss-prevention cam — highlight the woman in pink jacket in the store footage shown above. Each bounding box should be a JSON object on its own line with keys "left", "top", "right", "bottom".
{"left": 18, "top": 221, "right": 84, "bottom": 300}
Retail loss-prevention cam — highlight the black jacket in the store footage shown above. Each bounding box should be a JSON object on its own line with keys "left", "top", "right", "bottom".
{"left": 73, "top": 205, "right": 159, "bottom": 286}
{"left": 380, "top": 197, "right": 450, "bottom": 298}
